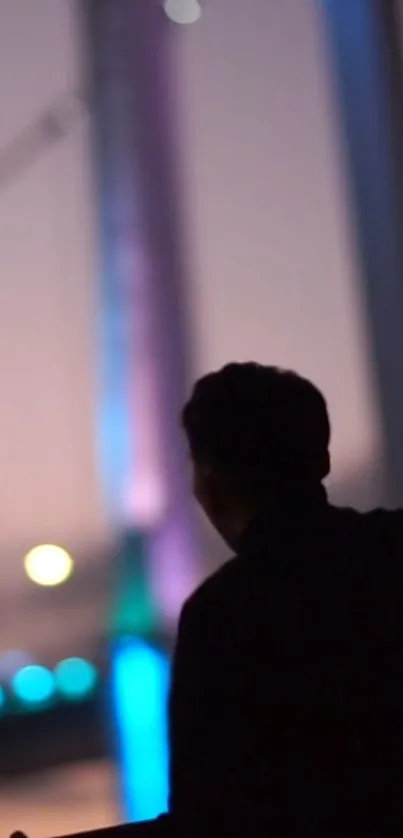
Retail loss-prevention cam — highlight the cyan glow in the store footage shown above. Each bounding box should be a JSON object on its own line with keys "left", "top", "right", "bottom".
{"left": 12, "top": 665, "right": 55, "bottom": 705}
{"left": 112, "top": 638, "right": 170, "bottom": 821}
{"left": 0, "top": 685, "right": 6, "bottom": 711}
{"left": 54, "top": 657, "right": 98, "bottom": 700}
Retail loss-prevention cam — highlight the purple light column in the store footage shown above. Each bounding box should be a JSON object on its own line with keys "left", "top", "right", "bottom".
{"left": 85, "top": 0, "right": 202, "bottom": 628}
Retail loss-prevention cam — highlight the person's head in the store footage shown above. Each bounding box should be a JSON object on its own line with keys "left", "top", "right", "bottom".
{"left": 182, "top": 363, "right": 331, "bottom": 546}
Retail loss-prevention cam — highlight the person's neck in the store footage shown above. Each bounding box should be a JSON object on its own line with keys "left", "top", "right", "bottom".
{"left": 226, "top": 480, "right": 327, "bottom": 549}
{"left": 268, "top": 478, "right": 327, "bottom": 511}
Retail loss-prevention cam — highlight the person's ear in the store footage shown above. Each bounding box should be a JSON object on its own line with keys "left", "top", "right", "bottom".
{"left": 192, "top": 462, "right": 213, "bottom": 502}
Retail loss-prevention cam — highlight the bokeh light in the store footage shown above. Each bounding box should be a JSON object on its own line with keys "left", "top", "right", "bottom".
{"left": 163, "top": 0, "right": 202, "bottom": 25}
{"left": 54, "top": 657, "right": 97, "bottom": 700}
{"left": 12, "top": 665, "right": 55, "bottom": 705}
{"left": 0, "top": 685, "right": 6, "bottom": 712}
{"left": 24, "top": 544, "right": 74, "bottom": 587}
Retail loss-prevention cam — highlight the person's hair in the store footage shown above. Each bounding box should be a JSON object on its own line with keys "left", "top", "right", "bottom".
{"left": 182, "top": 363, "right": 331, "bottom": 499}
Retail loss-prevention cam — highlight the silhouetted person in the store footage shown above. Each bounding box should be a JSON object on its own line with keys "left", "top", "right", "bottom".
{"left": 12, "top": 363, "right": 403, "bottom": 838}
{"left": 170, "top": 363, "right": 403, "bottom": 837}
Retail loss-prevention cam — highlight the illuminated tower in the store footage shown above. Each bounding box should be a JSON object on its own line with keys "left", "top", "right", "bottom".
{"left": 84, "top": 0, "right": 201, "bottom": 820}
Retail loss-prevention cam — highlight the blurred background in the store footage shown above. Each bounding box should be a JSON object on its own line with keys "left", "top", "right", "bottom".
{"left": 1, "top": 0, "right": 403, "bottom": 833}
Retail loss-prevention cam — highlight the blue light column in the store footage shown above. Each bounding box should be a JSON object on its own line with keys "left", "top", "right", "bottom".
{"left": 112, "top": 639, "right": 170, "bottom": 821}
{"left": 321, "top": 0, "right": 403, "bottom": 506}
{"left": 83, "top": 0, "right": 199, "bottom": 821}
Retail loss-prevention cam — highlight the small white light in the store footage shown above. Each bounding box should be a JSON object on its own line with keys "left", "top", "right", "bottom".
{"left": 24, "top": 544, "right": 74, "bottom": 587}
{"left": 163, "top": 0, "right": 202, "bottom": 25}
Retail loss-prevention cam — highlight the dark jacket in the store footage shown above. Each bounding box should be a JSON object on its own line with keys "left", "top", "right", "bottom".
{"left": 169, "top": 487, "right": 403, "bottom": 837}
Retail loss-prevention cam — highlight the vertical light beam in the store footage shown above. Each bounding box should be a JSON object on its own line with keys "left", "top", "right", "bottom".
{"left": 111, "top": 638, "right": 170, "bottom": 821}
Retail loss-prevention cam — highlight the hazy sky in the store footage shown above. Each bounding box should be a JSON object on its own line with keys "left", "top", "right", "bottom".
{"left": 0, "top": 1, "right": 105, "bottom": 565}
{"left": 0, "top": 0, "right": 107, "bottom": 661}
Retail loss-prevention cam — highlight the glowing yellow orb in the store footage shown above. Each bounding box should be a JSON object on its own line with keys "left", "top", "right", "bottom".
{"left": 24, "top": 544, "right": 74, "bottom": 587}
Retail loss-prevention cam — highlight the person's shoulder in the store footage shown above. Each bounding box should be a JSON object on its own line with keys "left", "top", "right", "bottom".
{"left": 363, "top": 505, "right": 403, "bottom": 535}
{"left": 331, "top": 503, "right": 403, "bottom": 528}
{"left": 330, "top": 503, "right": 403, "bottom": 547}
{"left": 182, "top": 555, "right": 242, "bottom": 620}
